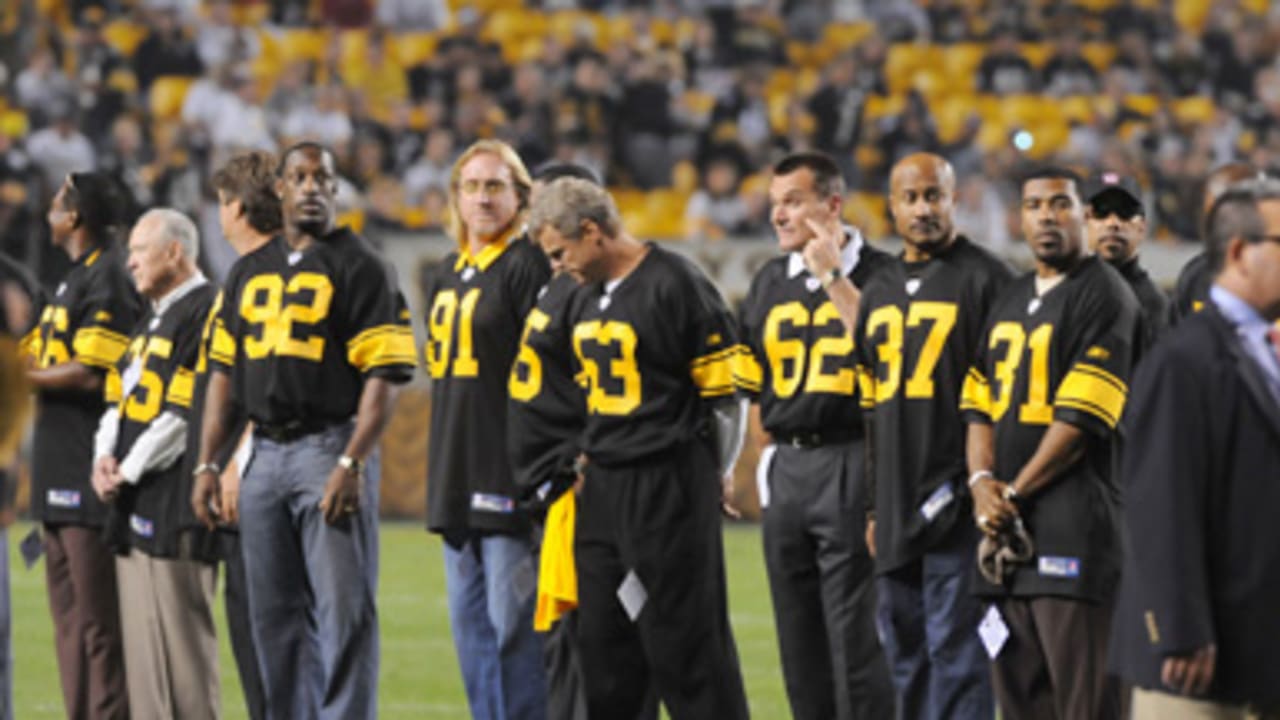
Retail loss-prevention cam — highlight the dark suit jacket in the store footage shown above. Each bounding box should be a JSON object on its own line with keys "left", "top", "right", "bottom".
{"left": 1110, "top": 304, "right": 1280, "bottom": 707}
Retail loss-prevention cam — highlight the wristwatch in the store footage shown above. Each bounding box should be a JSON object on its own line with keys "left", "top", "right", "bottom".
{"left": 338, "top": 455, "right": 364, "bottom": 475}
{"left": 820, "top": 267, "right": 841, "bottom": 289}
{"left": 193, "top": 462, "right": 220, "bottom": 478}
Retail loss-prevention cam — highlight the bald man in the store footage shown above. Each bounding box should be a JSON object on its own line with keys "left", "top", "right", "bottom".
{"left": 855, "top": 154, "right": 1014, "bottom": 719}
{"left": 1170, "top": 163, "right": 1260, "bottom": 323}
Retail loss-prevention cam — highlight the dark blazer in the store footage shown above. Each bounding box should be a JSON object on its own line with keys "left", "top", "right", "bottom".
{"left": 1110, "top": 303, "right": 1280, "bottom": 708}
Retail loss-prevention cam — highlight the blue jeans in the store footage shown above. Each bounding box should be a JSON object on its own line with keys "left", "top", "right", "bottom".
{"left": 239, "top": 425, "right": 380, "bottom": 720}
{"left": 0, "top": 527, "right": 10, "bottom": 720}
{"left": 443, "top": 533, "right": 546, "bottom": 720}
{"left": 876, "top": 525, "right": 993, "bottom": 720}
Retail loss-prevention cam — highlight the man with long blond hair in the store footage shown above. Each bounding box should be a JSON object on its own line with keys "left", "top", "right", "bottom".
{"left": 424, "top": 139, "right": 551, "bottom": 718}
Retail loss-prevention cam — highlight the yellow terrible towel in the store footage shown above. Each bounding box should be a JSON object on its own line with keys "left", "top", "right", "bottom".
{"left": 534, "top": 491, "right": 578, "bottom": 631}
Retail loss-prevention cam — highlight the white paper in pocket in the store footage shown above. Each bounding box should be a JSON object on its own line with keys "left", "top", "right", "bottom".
{"left": 978, "top": 604, "right": 1010, "bottom": 659}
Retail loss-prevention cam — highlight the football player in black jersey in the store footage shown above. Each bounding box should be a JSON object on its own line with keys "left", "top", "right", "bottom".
{"left": 185, "top": 150, "right": 279, "bottom": 720}
{"left": 961, "top": 167, "right": 1139, "bottom": 720}
{"left": 24, "top": 172, "right": 142, "bottom": 719}
{"left": 91, "top": 209, "right": 220, "bottom": 718}
{"left": 737, "top": 151, "right": 893, "bottom": 720}
{"left": 857, "top": 153, "right": 1012, "bottom": 720}
{"left": 1170, "top": 162, "right": 1258, "bottom": 323}
{"left": 1084, "top": 171, "right": 1169, "bottom": 353}
{"left": 529, "top": 177, "right": 749, "bottom": 720}
{"left": 423, "top": 140, "right": 551, "bottom": 719}
{"left": 512, "top": 162, "right": 601, "bottom": 720}
{"left": 194, "top": 142, "right": 415, "bottom": 719}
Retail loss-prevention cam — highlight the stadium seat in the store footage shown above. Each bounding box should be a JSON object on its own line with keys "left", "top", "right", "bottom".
{"left": 102, "top": 20, "right": 147, "bottom": 57}
{"left": 1080, "top": 42, "right": 1117, "bottom": 70}
{"left": 1020, "top": 42, "right": 1052, "bottom": 68}
{"left": 941, "top": 43, "right": 987, "bottom": 93}
{"left": 273, "top": 28, "right": 327, "bottom": 64}
{"left": 1173, "top": 96, "right": 1216, "bottom": 125}
{"left": 843, "top": 192, "right": 889, "bottom": 238}
{"left": 0, "top": 110, "right": 28, "bottom": 139}
{"left": 885, "top": 45, "right": 943, "bottom": 95}
{"left": 820, "top": 22, "right": 873, "bottom": 53}
{"left": 932, "top": 94, "right": 980, "bottom": 145}
{"left": 339, "top": 29, "right": 370, "bottom": 69}
{"left": 148, "top": 76, "right": 195, "bottom": 122}
{"left": 863, "top": 94, "right": 906, "bottom": 123}
{"left": 390, "top": 32, "right": 439, "bottom": 68}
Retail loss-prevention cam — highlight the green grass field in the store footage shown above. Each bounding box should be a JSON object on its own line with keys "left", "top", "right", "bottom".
{"left": 9, "top": 522, "right": 789, "bottom": 718}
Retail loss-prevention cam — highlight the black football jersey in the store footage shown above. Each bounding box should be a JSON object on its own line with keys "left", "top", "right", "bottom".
{"left": 1170, "top": 251, "right": 1210, "bottom": 324}
{"left": 737, "top": 239, "right": 892, "bottom": 438}
{"left": 961, "top": 255, "right": 1139, "bottom": 602}
{"left": 855, "top": 237, "right": 1014, "bottom": 572}
{"left": 209, "top": 229, "right": 416, "bottom": 426}
{"left": 105, "top": 282, "right": 217, "bottom": 558}
{"left": 567, "top": 244, "right": 742, "bottom": 468}
{"left": 25, "top": 244, "right": 143, "bottom": 526}
{"left": 424, "top": 235, "right": 551, "bottom": 535}
{"left": 507, "top": 272, "right": 586, "bottom": 494}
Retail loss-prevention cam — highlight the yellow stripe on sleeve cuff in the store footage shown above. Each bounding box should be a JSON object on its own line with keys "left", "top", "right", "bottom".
{"left": 347, "top": 325, "right": 418, "bottom": 372}
{"left": 959, "top": 367, "right": 992, "bottom": 417}
{"left": 1055, "top": 363, "right": 1127, "bottom": 428}
{"left": 166, "top": 367, "right": 195, "bottom": 408}
{"left": 72, "top": 327, "right": 130, "bottom": 368}
{"left": 731, "top": 346, "right": 763, "bottom": 394}
{"left": 208, "top": 322, "right": 236, "bottom": 366}
{"left": 691, "top": 345, "right": 740, "bottom": 398}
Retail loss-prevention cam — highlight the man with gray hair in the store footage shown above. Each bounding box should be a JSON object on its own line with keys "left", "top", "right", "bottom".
{"left": 528, "top": 177, "right": 750, "bottom": 719}
{"left": 92, "top": 207, "right": 221, "bottom": 719}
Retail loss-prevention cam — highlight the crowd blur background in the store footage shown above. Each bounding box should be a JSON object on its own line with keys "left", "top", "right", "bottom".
{"left": 2, "top": 0, "right": 1280, "bottom": 291}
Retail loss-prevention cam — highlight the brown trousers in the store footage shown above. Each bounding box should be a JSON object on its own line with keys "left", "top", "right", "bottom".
{"left": 992, "top": 596, "right": 1122, "bottom": 720}
{"left": 43, "top": 524, "right": 128, "bottom": 719}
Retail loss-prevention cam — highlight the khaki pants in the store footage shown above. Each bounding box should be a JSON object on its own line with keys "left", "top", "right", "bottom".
{"left": 116, "top": 551, "right": 219, "bottom": 720}
{"left": 1132, "top": 687, "right": 1280, "bottom": 720}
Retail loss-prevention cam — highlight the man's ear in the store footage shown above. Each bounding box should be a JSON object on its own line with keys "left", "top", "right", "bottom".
{"left": 274, "top": 177, "right": 286, "bottom": 201}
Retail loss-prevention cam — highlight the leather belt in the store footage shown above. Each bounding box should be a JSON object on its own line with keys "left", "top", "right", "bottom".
{"left": 774, "top": 429, "right": 858, "bottom": 449}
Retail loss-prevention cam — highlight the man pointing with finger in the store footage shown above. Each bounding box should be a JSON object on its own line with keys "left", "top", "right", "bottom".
{"left": 736, "top": 151, "right": 893, "bottom": 720}
{"left": 193, "top": 142, "right": 416, "bottom": 719}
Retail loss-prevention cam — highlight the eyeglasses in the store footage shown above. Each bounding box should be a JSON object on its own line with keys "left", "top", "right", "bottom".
{"left": 459, "top": 179, "right": 512, "bottom": 196}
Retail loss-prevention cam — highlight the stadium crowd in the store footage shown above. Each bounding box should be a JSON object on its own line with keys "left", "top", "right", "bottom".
{"left": 3, "top": 0, "right": 1280, "bottom": 286}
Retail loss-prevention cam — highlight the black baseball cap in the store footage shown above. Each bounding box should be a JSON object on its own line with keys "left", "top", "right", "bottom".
{"left": 1085, "top": 171, "right": 1144, "bottom": 216}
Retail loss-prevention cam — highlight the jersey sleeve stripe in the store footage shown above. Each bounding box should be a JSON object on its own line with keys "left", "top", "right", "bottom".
{"left": 347, "top": 325, "right": 418, "bottom": 372}
{"left": 18, "top": 327, "right": 38, "bottom": 360}
{"left": 1054, "top": 363, "right": 1126, "bottom": 428}
{"left": 959, "top": 367, "right": 993, "bottom": 417}
{"left": 731, "top": 346, "right": 764, "bottom": 393}
{"left": 104, "top": 368, "right": 123, "bottom": 404}
{"left": 856, "top": 364, "right": 875, "bottom": 410}
{"left": 209, "top": 321, "right": 236, "bottom": 367}
{"left": 691, "top": 344, "right": 741, "bottom": 397}
{"left": 72, "top": 327, "right": 130, "bottom": 368}
{"left": 166, "top": 367, "right": 196, "bottom": 409}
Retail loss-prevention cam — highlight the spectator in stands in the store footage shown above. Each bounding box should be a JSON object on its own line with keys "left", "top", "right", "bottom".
{"left": 1161, "top": 31, "right": 1212, "bottom": 97}
{"left": 343, "top": 31, "right": 408, "bottom": 111}
{"left": 620, "top": 53, "right": 678, "bottom": 189}
{"left": 977, "top": 26, "right": 1036, "bottom": 95}
{"left": 1214, "top": 24, "right": 1269, "bottom": 111}
{"left": 209, "top": 72, "right": 275, "bottom": 155}
{"left": 710, "top": 69, "right": 772, "bottom": 162}
{"left": 280, "top": 83, "right": 354, "bottom": 152}
{"left": 0, "top": 129, "right": 39, "bottom": 267}
{"left": 725, "top": 3, "right": 786, "bottom": 66}
{"left": 99, "top": 114, "right": 155, "bottom": 208}
{"left": 684, "top": 154, "right": 752, "bottom": 240}
{"left": 927, "top": 0, "right": 974, "bottom": 44}
{"left": 72, "top": 16, "right": 123, "bottom": 95}
{"left": 683, "top": 18, "right": 734, "bottom": 98}
{"left": 375, "top": 0, "right": 449, "bottom": 30}
{"left": 808, "top": 51, "right": 870, "bottom": 182}
{"left": 195, "top": 0, "right": 260, "bottom": 70}
{"left": 562, "top": 52, "right": 618, "bottom": 151}
{"left": 1041, "top": 33, "right": 1100, "bottom": 96}
{"left": 263, "top": 61, "right": 312, "bottom": 130}
{"left": 320, "top": 0, "right": 372, "bottom": 29}
{"left": 180, "top": 63, "right": 242, "bottom": 150}
{"left": 501, "top": 62, "right": 555, "bottom": 168}
{"left": 954, "top": 174, "right": 1013, "bottom": 256}
{"left": 132, "top": 6, "right": 202, "bottom": 93}
{"left": 404, "top": 127, "right": 455, "bottom": 205}
{"left": 25, "top": 103, "right": 96, "bottom": 193}
{"left": 14, "top": 46, "right": 75, "bottom": 128}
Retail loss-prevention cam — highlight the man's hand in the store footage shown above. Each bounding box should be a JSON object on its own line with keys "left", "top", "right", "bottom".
{"left": 1162, "top": 644, "right": 1216, "bottom": 696}
{"left": 219, "top": 462, "right": 241, "bottom": 526}
{"left": 865, "top": 517, "right": 877, "bottom": 559}
{"left": 802, "top": 218, "right": 843, "bottom": 279}
{"left": 318, "top": 463, "right": 362, "bottom": 525}
{"left": 92, "top": 456, "right": 121, "bottom": 502}
{"left": 721, "top": 473, "right": 741, "bottom": 520}
{"left": 191, "top": 468, "right": 221, "bottom": 531}
{"left": 971, "top": 477, "right": 1017, "bottom": 536}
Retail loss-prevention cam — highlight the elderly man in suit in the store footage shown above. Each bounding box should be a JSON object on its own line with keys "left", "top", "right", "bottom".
{"left": 1112, "top": 178, "right": 1280, "bottom": 719}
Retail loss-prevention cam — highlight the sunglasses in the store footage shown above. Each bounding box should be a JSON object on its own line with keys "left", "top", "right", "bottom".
{"left": 1089, "top": 201, "right": 1143, "bottom": 222}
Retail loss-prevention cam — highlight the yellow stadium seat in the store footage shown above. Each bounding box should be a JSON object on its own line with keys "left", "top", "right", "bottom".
{"left": 941, "top": 43, "right": 987, "bottom": 93}
{"left": 1080, "top": 43, "right": 1116, "bottom": 70}
{"left": 0, "top": 110, "right": 28, "bottom": 139}
{"left": 339, "top": 29, "right": 370, "bottom": 69}
{"left": 392, "top": 33, "right": 439, "bottom": 67}
{"left": 645, "top": 189, "right": 690, "bottom": 219}
{"left": 102, "top": 20, "right": 148, "bottom": 57}
{"left": 1020, "top": 42, "right": 1052, "bottom": 68}
{"left": 766, "top": 68, "right": 796, "bottom": 97}
{"left": 1173, "top": 0, "right": 1212, "bottom": 32}
{"left": 337, "top": 209, "right": 365, "bottom": 234}
{"left": 671, "top": 163, "right": 698, "bottom": 194}
{"left": 231, "top": 3, "right": 270, "bottom": 25}
{"left": 274, "top": 28, "right": 327, "bottom": 63}
{"left": 484, "top": 8, "right": 529, "bottom": 44}
{"left": 149, "top": 76, "right": 195, "bottom": 121}
{"left": 885, "top": 45, "right": 942, "bottom": 95}
{"left": 932, "top": 94, "right": 980, "bottom": 145}
{"left": 1124, "top": 94, "right": 1159, "bottom": 116}
{"left": 1173, "top": 96, "right": 1216, "bottom": 125}
{"left": 863, "top": 94, "right": 906, "bottom": 123}
{"left": 786, "top": 41, "right": 815, "bottom": 68}
{"left": 1074, "top": 0, "right": 1120, "bottom": 9}
{"left": 820, "top": 22, "right": 873, "bottom": 52}
{"left": 1025, "top": 118, "right": 1070, "bottom": 159}
{"left": 1059, "top": 95, "right": 1097, "bottom": 124}
{"left": 999, "top": 94, "right": 1048, "bottom": 128}
{"left": 843, "top": 192, "right": 889, "bottom": 238}
{"left": 673, "top": 17, "right": 698, "bottom": 46}
{"left": 548, "top": 11, "right": 604, "bottom": 48}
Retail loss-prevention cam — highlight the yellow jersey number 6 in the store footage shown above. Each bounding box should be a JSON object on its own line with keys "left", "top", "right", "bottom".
{"left": 509, "top": 308, "right": 549, "bottom": 401}
{"left": 240, "top": 272, "right": 334, "bottom": 361}
{"left": 573, "top": 320, "right": 641, "bottom": 415}
{"left": 762, "top": 301, "right": 855, "bottom": 398}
